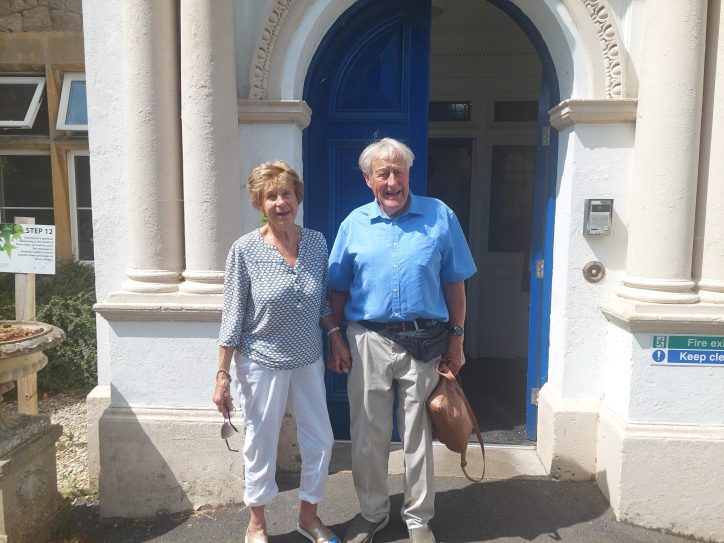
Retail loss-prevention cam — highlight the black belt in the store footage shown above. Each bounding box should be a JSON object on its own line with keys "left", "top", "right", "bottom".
{"left": 359, "top": 319, "right": 439, "bottom": 333}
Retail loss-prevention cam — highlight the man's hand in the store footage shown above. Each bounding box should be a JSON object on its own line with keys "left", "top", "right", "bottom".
{"left": 441, "top": 337, "right": 465, "bottom": 375}
{"left": 327, "top": 332, "right": 352, "bottom": 374}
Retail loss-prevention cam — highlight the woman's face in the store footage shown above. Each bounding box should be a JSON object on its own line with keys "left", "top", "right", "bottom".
{"left": 262, "top": 182, "right": 299, "bottom": 228}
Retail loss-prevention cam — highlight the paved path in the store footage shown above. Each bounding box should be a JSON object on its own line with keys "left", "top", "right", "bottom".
{"left": 57, "top": 472, "right": 700, "bottom": 542}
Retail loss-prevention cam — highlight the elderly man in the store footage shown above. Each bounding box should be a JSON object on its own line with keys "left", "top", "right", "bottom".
{"left": 327, "top": 138, "right": 476, "bottom": 543}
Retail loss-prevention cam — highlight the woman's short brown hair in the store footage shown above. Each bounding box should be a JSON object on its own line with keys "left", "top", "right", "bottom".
{"left": 247, "top": 160, "right": 304, "bottom": 210}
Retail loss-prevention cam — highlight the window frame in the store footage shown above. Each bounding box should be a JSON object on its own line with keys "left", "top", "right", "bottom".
{"left": 68, "top": 150, "right": 93, "bottom": 262}
{"left": 0, "top": 76, "right": 47, "bottom": 129}
{"left": 56, "top": 72, "right": 88, "bottom": 131}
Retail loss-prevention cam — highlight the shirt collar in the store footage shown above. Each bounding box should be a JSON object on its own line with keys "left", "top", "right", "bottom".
{"left": 367, "top": 192, "right": 423, "bottom": 222}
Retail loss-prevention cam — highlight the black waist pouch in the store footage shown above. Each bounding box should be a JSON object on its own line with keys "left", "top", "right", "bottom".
{"left": 377, "top": 321, "right": 449, "bottom": 362}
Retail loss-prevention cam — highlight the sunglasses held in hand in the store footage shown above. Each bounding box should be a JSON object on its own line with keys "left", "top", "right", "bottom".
{"left": 221, "top": 406, "right": 239, "bottom": 452}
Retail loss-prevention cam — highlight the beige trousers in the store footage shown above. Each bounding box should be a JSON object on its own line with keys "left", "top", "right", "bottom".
{"left": 346, "top": 322, "right": 440, "bottom": 529}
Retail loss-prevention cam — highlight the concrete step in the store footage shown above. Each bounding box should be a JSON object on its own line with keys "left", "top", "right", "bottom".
{"left": 330, "top": 441, "right": 549, "bottom": 480}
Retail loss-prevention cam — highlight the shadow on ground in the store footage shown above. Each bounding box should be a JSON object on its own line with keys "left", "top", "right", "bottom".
{"left": 48, "top": 472, "right": 699, "bottom": 543}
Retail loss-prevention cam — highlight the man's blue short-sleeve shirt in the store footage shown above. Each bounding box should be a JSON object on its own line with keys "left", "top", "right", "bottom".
{"left": 328, "top": 193, "right": 476, "bottom": 322}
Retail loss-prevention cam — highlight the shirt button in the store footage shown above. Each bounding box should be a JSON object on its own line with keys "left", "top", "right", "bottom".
{"left": 393, "top": 288, "right": 398, "bottom": 292}
{"left": 392, "top": 264, "right": 398, "bottom": 268}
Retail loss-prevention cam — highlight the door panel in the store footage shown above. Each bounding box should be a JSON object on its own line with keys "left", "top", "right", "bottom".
{"left": 304, "top": 0, "right": 432, "bottom": 439}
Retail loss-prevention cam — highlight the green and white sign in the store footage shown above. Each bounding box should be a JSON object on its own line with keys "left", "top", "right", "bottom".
{"left": 0, "top": 223, "right": 56, "bottom": 275}
{"left": 652, "top": 335, "right": 724, "bottom": 366}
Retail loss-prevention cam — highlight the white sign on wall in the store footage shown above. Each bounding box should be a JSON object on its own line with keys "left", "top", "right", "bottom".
{"left": 0, "top": 223, "right": 56, "bottom": 275}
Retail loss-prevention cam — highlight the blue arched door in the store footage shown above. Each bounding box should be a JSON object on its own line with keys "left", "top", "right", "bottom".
{"left": 303, "top": 0, "right": 432, "bottom": 439}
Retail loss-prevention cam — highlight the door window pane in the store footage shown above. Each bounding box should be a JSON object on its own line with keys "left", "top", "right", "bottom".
{"left": 429, "top": 101, "right": 472, "bottom": 122}
{"left": 488, "top": 146, "right": 536, "bottom": 253}
{"left": 427, "top": 138, "right": 473, "bottom": 236}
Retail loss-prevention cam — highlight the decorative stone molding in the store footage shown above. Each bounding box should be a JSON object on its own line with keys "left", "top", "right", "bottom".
{"left": 238, "top": 99, "right": 312, "bottom": 129}
{"left": 581, "top": 0, "right": 625, "bottom": 98}
{"left": 249, "top": 0, "right": 295, "bottom": 100}
{"left": 94, "top": 292, "right": 222, "bottom": 322}
{"left": 549, "top": 98, "right": 637, "bottom": 130}
{"left": 601, "top": 297, "right": 724, "bottom": 334}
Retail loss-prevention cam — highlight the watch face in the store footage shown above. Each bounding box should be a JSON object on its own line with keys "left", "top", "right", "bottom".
{"left": 451, "top": 326, "right": 465, "bottom": 336}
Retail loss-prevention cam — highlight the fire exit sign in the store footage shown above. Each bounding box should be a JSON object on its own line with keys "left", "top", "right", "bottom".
{"left": 652, "top": 335, "right": 724, "bottom": 366}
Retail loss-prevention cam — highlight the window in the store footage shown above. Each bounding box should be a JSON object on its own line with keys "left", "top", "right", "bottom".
{"left": 0, "top": 153, "right": 54, "bottom": 226}
{"left": 69, "top": 152, "right": 93, "bottom": 261}
{"left": 0, "top": 76, "right": 46, "bottom": 129}
{"left": 57, "top": 73, "right": 88, "bottom": 131}
{"left": 493, "top": 101, "right": 538, "bottom": 123}
{"left": 429, "top": 101, "right": 472, "bottom": 122}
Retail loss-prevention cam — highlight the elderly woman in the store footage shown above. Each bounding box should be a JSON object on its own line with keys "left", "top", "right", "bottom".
{"left": 213, "top": 161, "right": 346, "bottom": 543}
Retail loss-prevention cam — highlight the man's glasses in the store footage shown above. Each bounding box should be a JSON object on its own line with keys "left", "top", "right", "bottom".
{"left": 221, "top": 407, "right": 239, "bottom": 452}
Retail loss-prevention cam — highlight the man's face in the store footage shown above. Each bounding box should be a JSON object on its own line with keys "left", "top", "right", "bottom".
{"left": 364, "top": 156, "right": 410, "bottom": 218}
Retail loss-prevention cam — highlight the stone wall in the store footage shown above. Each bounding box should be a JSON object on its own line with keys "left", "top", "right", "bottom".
{"left": 0, "top": 0, "right": 82, "bottom": 33}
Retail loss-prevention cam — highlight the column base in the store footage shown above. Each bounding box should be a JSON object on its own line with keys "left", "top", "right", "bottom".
{"left": 698, "top": 279, "right": 724, "bottom": 303}
{"left": 617, "top": 275, "right": 699, "bottom": 304}
{"left": 122, "top": 269, "right": 183, "bottom": 294}
{"left": 179, "top": 270, "right": 224, "bottom": 294}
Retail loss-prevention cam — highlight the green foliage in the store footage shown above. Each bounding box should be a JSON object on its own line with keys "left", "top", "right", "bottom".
{"left": 0, "top": 223, "right": 24, "bottom": 257}
{"left": 0, "top": 260, "right": 97, "bottom": 393}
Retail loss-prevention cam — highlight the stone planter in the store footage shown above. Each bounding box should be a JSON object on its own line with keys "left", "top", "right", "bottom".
{"left": 0, "top": 321, "right": 66, "bottom": 543}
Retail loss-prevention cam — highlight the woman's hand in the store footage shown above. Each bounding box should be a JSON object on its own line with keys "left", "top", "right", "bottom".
{"left": 212, "top": 370, "right": 235, "bottom": 414}
{"left": 213, "top": 346, "right": 236, "bottom": 414}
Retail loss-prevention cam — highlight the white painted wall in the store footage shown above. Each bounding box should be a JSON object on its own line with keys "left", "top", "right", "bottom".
{"left": 82, "top": 0, "right": 127, "bottom": 385}
{"left": 627, "top": 333, "right": 724, "bottom": 424}
{"left": 108, "top": 322, "right": 221, "bottom": 408}
{"left": 547, "top": 123, "right": 634, "bottom": 397}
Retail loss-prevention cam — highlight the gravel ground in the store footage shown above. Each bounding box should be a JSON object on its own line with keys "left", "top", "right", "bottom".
{"left": 0, "top": 389, "right": 91, "bottom": 497}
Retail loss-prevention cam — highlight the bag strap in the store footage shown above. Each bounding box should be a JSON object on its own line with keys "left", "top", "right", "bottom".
{"left": 438, "top": 367, "right": 486, "bottom": 483}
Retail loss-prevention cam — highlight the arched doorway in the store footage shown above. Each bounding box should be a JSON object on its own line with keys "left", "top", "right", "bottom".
{"left": 304, "top": 0, "right": 558, "bottom": 443}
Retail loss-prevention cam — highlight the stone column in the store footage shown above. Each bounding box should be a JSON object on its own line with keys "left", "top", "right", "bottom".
{"left": 179, "top": 0, "right": 243, "bottom": 294}
{"left": 121, "top": 1, "right": 184, "bottom": 293}
{"left": 617, "top": 0, "right": 707, "bottom": 304}
{"left": 696, "top": 0, "right": 724, "bottom": 303}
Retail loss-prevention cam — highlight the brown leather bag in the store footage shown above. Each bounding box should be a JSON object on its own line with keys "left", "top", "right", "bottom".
{"left": 426, "top": 367, "right": 485, "bottom": 482}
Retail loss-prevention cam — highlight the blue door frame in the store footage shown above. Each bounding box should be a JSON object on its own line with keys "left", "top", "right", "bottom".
{"left": 488, "top": 0, "right": 560, "bottom": 440}
{"left": 304, "top": 0, "right": 559, "bottom": 441}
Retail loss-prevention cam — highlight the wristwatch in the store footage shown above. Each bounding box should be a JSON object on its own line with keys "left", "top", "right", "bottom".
{"left": 449, "top": 325, "right": 465, "bottom": 337}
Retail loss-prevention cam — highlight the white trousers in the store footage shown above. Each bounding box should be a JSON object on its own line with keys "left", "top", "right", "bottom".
{"left": 234, "top": 354, "right": 334, "bottom": 507}
{"left": 346, "top": 322, "right": 440, "bottom": 529}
